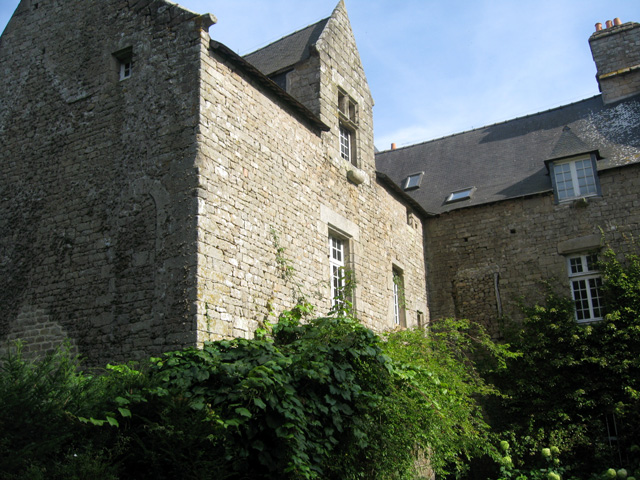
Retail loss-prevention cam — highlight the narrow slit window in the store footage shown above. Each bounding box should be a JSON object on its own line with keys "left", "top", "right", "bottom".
{"left": 392, "top": 268, "right": 406, "bottom": 328}
{"left": 329, "top": 235, "right": 346, "bottom": 307}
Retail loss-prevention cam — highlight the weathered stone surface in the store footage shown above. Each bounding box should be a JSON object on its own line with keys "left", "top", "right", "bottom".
{"left": 0, "top": 1, "right": 428, "bottom": 364}
{"left": 425, "top": 164, "right": 640, "bottom": 334}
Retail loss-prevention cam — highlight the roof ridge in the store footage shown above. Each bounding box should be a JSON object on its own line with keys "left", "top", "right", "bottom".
{"left": 243, "top": 16, "right": 330, "bottom": 58}
{"left": 376, "top": 94, "right": 603, "bottom": 154}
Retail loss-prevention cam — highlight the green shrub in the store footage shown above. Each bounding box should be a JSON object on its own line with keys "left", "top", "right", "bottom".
{"left": 489, "top": 248, "right": 640, "bottom": 477}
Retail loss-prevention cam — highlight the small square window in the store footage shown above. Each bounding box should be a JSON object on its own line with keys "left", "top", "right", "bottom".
{"left": 551, "top": 156, "right": 600, "bottom": 202}
{"left": 446, "top": 187, "right": 474, "bottom": 204}
{"left": 113, "top": 47, "right": 133, "bottom": 81}
{"left": 403, "top": 172, "right": 424, "bottom": 191}
{"left": 120, "top": 60, "right": 132, "bottom": 80}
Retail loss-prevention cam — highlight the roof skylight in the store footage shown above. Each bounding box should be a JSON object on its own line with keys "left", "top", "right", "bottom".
{"left": 446, "top": 187, "right": 474, "bottom": 203}
{"left": 402, "top": 172, "right": 424, "bottom": 191}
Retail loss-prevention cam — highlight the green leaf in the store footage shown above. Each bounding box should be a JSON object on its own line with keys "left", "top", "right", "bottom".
{"left": 106, "top": 416, "right": 120, "bottom": 427}
{"left": 235, "top": 407, "right": 252, "bottom": 418}
{"left": 118, "top": 407, "right": 132, "bottom": 418}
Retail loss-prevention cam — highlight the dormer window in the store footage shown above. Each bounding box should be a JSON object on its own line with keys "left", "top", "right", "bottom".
{"left": 549, "top": 155, "right": 600, "bottom": 202}
{"left": 338, "top": 89, "right": 358, "bottom": 166}
{"left": 446, "top": 187, "right": 474, "bottom": 204}
{"left": 403, "top": 172, "right": 424, "bottom": 191}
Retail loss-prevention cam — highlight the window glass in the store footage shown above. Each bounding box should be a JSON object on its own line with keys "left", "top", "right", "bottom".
{"left": 339, "top": 126, "right": 352, "bottom": 163}
{"left": 446, "top": 187, "right": 474, "bottom": 203}
{"left": 392, "top": 269, "right": 405, "bottom": 327}
{"left": 553, "top": 157, "right": 598, "bottom": 201}
{"left": 568, "top": 253, "right": 603, "bottom": 322}
{"left": 329, "top": 236, "right": 345, "bottom": 307}
{"left": 403, "top": 173, "right": 423, "bottom": 191}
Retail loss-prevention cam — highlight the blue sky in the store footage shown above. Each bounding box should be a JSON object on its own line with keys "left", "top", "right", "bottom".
{"left": 1, "top": 1, "right": 638, "bottom": 150}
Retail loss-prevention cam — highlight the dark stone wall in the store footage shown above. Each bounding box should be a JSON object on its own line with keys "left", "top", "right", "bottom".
{"left": 0, "top": 0, "right": 204, "bottom": 365}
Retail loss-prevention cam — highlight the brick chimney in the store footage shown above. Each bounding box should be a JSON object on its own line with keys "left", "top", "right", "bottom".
{"left": 589, "top": 19, "right": 640, "bottom": 104}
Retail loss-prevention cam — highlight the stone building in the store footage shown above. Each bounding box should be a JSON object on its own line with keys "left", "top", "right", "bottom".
{"left": 1, "top": 1, "right": 639, "bottom": 365}
{"left": 377, "top": 18, "right": 640, "bottom": 335}
{"left": 0, "top": 0, "right": 428, "bottom": 364}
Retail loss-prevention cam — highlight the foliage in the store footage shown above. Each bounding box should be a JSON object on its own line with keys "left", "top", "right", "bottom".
{"left": 0, "top": 305, "right": 512, "bottom": 479}
{"left": 488, "top": 248, "right": 640, "bottom": 477}
{"left": 0, "top": 342, "right": 120, "bottom": 479}
{"left": 494, "top": 442, "right": 571, "bottom": 480}
{"left": 380, "top": 318, "right": 514, "bottom": 477}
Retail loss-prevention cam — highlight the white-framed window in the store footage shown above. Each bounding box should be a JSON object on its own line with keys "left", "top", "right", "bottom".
{"left": 119, "top": 60, "right": 132, "bottom": 80}
{"left": 392, "top": 268, "right": 406, "bottom": 327}
{"left": 568, "top": 253, "right": 604, "bottom": 323}
{"left": 113, "top": 47, "right": 133, "bottom": 82}
{"left": 338, "top": 89, "right": 358, "bottom": 166}
{"left": 339, "top": 125, "right": 353, "bottom": 164}
{"left": 329, "top": 235, "right": 346, "bottom": 307}
{"left": 551, "top": 156, "right": 599, "bottom": 202}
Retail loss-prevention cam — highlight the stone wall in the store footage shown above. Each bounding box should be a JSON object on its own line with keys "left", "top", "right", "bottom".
{"left": 424, "top": 164, "right": 640, "bottom": 335}
{"left": 0, "top": 0, "right": 204, "bottom": 364}
{"left": 194, "top": 3, "right": 427, "bottom": 342}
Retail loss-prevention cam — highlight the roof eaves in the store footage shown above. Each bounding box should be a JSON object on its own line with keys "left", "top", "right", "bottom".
{"left": 375, "top": 171, "right": 435, "bottom": 218}
{"left": 209, "top": 40, "right": 330, "bottom": 133}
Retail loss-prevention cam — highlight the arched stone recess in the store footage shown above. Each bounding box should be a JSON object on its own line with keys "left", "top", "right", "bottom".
{"left": 96, "top": 177, "right": 172, "bottom": 361}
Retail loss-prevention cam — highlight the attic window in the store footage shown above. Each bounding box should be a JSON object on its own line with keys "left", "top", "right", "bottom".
{"left": 446, "top": 187, "right": 474, "bottom": 204}
{"left": 403, "top": 172, "right": 424, "bottom": 191}
{"left": 113, "top": 47, "right": 133, "bottom": 81}
{"left": 338, "top": 90, "right": 357, "bottom": 124}
{"left": 549, "top": 155, "right": 600, "bottom": 203}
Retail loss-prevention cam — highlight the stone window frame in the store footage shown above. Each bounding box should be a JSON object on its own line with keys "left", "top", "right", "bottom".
{"left": 321, "top": 206, "right": 359, "bottom": 313}
{"left": 337, "top": 88, "right": 358, "bottom": 167}
{"left": 567, "top": 252, "right": 604, "bottom": 323}
{"left": 549, "top": 154, "right": 601, "bottom": 203}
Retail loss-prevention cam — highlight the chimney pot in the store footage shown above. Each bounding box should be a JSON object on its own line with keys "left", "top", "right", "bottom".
{"left": 613, "top": 17, "right": 622, "bottom": 26}
{"left": 595, "top": 22, "right": 602, "bottom": 32}
{"left": 606, "top": 20, "right": 613, "bottom": 28}
{"left": 391, "top": 143, "right": 396, "bottom": 150}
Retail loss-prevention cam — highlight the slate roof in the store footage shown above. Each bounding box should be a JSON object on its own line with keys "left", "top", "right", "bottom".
{"left": 244, "top": 18, "right": 330, "bottom": 76}
{"left": 375, "top": 93, "right": 640, "bottom": 215}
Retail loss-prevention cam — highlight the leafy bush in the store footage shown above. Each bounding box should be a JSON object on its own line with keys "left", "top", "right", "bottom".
{"left": 0, "top": 305, "right": 509, "bottom": 479}
{"left": 488, "top": 248, "right": 640, "bottom": 477}
{"left": 0, "top": 342, "right": 119, "bottom": 479}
